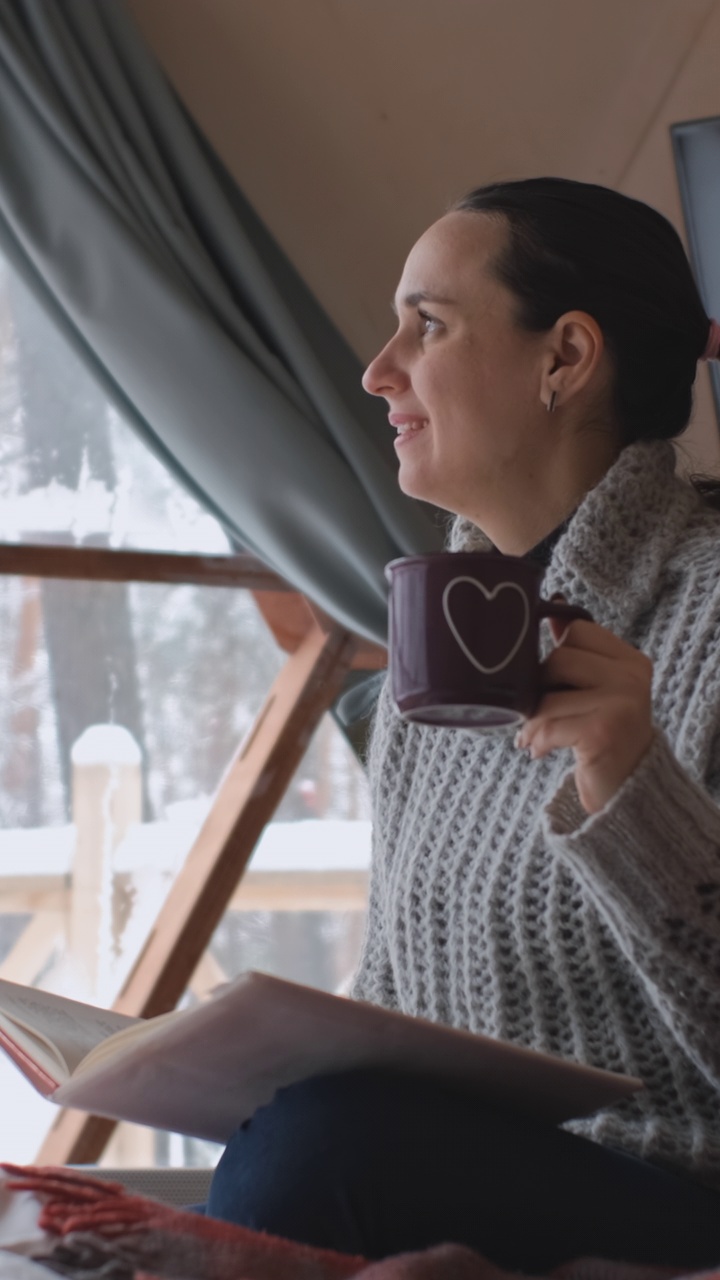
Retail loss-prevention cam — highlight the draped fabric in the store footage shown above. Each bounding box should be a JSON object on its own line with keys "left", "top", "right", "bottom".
{"left": 0, "top": 0, "right": 443, "bottom": 642}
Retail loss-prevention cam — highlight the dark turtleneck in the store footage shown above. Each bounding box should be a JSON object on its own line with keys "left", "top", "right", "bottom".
{"left": 524, "top": 514, "right": 574, "bottom": 569}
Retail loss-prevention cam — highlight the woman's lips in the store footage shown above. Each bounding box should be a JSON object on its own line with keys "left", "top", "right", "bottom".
{"left": 389, "top": 415, "right": 429, "bottom": 447}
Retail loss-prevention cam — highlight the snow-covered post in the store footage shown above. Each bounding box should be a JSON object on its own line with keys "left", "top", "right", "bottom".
{"left": 70, "top": 726, "right": 142, "bottom": 999}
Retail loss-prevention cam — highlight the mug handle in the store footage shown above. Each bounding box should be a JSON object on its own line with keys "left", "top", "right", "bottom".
{"left": 537, "top": 598, "right": 593, "bottom": 697}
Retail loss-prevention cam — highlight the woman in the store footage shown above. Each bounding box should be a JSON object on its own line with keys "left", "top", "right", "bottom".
{"left": 207, "top": 179, "right": 720, "bottom": 1269}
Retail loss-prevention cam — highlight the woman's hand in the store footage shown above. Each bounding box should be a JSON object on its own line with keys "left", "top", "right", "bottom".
{"left": 515, "top": 616, "right": 655, "bottom": 815}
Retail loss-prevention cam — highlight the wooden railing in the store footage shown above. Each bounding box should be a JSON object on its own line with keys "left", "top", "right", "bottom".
{"left": 0, "top": 541, "right": 386, "bottom": 1163}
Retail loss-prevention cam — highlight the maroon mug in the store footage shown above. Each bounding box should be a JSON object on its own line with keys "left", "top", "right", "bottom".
{"left": 385, "top": 552, "right": 591, "bottom": 730}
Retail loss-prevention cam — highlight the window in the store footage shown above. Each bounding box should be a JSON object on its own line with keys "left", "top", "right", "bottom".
{"left": 672, "top": 115, "right": 720, "bottom": 428}
{"left": 0, "top": 252, "right": 370, "bottom": 1168}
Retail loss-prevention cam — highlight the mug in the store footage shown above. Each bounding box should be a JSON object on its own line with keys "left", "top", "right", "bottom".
{"left": 385, "top": 552, "right": 591, "bottom": 730}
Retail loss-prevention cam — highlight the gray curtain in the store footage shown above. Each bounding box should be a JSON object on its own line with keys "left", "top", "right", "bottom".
{"left": 0, "top": 0, "right": 443, "bottom": 643}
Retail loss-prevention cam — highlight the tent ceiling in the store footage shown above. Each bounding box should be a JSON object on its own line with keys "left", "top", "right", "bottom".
{"left": 127, "top": 0, "right": 720, "bottom": 469}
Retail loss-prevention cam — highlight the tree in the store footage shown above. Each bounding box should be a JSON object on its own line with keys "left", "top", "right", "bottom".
{"left": 6, "top": 268, "right": 147, "bottom": 819}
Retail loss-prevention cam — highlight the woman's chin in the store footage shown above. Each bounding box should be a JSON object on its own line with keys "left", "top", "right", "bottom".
{"left": 397, "top": 463, "right": 434, "bottom": 503}
{"left": 397, "top": 467, "right": 451, "bottom": 511}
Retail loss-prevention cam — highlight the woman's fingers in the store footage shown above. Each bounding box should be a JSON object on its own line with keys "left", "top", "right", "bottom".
{"left": 542, "top": 642, "right": 652, "bottom": 696}
{"left": 522, "top": 688, "right": 602, "bottom": 727}
{"left": 519, "top": 693, "right": 642, "bottom": 758}
{"left": 517, "top": 617, "right": 655, "bottom": 811}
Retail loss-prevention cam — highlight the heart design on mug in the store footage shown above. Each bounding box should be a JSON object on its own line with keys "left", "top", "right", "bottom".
{"left": 441, "top": 577, "right": 531, "bottom": 674}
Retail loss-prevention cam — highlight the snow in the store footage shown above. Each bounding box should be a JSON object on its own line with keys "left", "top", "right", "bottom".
{"left": 0, "top": 479, "right": 115, "bottom": 543}
{"left": 0, "top": 826, "right": 75, "bottom": 878}
{"left": 114, "top": 815, "right": 371, "bottom": 874}
{"left": 0, "top": 817, "right": 371, "bottom": 880}
{"left": 0, "top": 1067, "right": 58, "bottom": 1165}
{"left": 0, "top": 480, "right": 229, "bottom": 553}
{"left": 248, "top": 819, "right": 371, "bottom": 872}
{"left": 71, "top": 725, "right": 142, "bottom": 767}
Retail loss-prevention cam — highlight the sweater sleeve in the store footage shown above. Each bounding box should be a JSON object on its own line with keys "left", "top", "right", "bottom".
{"left": 543, "top": 729, "right": 720, "bottom": 1088}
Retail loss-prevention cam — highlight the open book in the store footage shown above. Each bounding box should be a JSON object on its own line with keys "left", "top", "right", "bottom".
{"left": 0, "top": 972, "right": 642, "bottom": 1142}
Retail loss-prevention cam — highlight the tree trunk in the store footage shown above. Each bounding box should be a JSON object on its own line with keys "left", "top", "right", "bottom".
{"left": 7, "top": 270, "right": 148, "bottom": 819}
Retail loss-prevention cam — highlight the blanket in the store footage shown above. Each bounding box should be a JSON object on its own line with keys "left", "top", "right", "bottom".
{"left": 0, "top": 1164, "right": 716, "bottom": 1280}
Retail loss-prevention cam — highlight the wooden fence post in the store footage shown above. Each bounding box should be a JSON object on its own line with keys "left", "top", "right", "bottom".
{"left": 69, "top": 726, "right": 142, "bottom": 999}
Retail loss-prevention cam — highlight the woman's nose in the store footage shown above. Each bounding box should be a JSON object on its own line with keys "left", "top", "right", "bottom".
{"left": 362, "top": 338, "right": 406, "bottom": 398}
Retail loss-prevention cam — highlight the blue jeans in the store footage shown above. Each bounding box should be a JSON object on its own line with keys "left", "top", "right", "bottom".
{"left": 206, "top": 1068, "right": 720, "bottom": 1268}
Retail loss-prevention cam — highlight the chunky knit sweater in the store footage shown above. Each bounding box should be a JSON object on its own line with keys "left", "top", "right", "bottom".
{"left": 350, "top": 439, "right": 720, "bottom": 1190}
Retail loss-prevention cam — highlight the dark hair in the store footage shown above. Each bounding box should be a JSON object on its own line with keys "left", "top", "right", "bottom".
{"left": 452, "top": 177, "right": 711, "bottom": 446}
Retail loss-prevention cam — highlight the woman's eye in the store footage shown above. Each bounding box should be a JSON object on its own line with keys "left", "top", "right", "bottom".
{"left": 418, "top": 310, "right": 441, "bottom": 336}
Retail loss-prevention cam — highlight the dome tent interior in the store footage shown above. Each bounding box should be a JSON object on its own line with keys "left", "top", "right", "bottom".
{"left": 0, "top": 0, "right": 719, "bottom": 1179}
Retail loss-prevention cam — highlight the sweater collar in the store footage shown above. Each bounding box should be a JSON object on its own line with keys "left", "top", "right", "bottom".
{"left": 543, "top": 440, "right": 698, "bottom": 635}
{"left": 449, "top": 441, "right": 699, "bottom": 637}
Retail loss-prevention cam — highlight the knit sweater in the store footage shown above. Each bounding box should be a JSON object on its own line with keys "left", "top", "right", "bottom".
{"left": 350, "top": 439, "right": 720, "bottom": 1190}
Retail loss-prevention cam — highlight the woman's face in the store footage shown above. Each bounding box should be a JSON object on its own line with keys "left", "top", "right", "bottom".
{"left": 363, "top": 211, "right": 549, "bottom": 525}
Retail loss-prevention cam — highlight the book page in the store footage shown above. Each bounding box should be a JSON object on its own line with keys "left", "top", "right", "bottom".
{"left": 77, "top": 1007, "right": 182, "bottom": 1076}
{"left": 0, "top": 980, "right": 140, "bottom": 1081}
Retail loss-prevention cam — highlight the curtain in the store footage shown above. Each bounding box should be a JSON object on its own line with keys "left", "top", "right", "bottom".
{"left": 0, "top": 0, "right": 443, "bottom": 644}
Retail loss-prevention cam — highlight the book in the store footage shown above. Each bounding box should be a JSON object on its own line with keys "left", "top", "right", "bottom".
{"left": 0, "top": 971, "right": 642, "bottom": 1142}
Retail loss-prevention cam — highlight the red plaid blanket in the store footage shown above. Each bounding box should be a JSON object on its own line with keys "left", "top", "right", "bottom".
{"left": 1, "top": 1163, "right": 718, "bottom": 1280}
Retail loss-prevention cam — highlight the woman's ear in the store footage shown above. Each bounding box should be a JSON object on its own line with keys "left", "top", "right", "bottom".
{"left": 540, "top": 310, "right": 605, "bottom": 409}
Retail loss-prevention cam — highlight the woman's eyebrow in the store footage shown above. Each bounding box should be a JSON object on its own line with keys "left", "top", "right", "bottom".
{"left": 391, "top": 290, "right": 456, "bottom": 314}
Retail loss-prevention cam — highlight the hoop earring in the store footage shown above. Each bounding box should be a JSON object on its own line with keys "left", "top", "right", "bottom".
{"left": 547, "top": 391, "right": 557, "bottom": 414}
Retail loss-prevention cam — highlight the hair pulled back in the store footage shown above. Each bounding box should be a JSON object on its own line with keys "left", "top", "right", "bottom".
{"left": 453, "top": 177, "right": 711, "bottom": 445}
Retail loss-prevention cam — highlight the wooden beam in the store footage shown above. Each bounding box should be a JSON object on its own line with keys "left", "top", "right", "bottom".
{"left": 350, "top": 639, "right": 387, "bottom": 670}
{"left": 230, "top": 869, "right": 369, "bottom": 912}
{"left": 0, "top": 544, "right": 291, "bottom": 591}
{"left": 0, "top": 542, "right": 387, "bottom": 665}
{"left": 252, "top": 590, "right": 317, "bottom": 652}
{"left": 253, "top": 589, "right": 387, "bottom": 669}
{"left": 36, "top": 619, "right": 358, "bottom": 1165}
{"left": 0, "top": 884, "right": 67, "bottom": 908}
{"left": 0, "top": 912, "right": 63, "bottom": 985}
